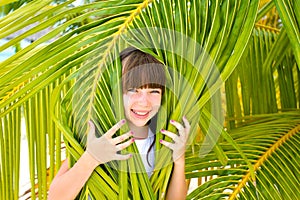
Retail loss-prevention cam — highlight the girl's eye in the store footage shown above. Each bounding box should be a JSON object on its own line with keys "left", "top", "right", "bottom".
{"left": 150, "top": 89, "right": 161, "bottom": 94}
{"left": 128, "top": 88, "right": 138, "bottom": 93}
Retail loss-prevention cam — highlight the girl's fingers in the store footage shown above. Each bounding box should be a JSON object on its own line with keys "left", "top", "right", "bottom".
{"left": 115, "top": 138, "right": 135, "bottom": 151}
{"left": 170, "top": 117, "right": 190, "bottom": 139}
{"left": 111, "top": 131, "right": 133, "bottom": 145}
{"left": 105, "top": 119, "right": 126, "bottom": 138}
{"left": 88, "top": 120, "right": 95, "bottom": 131}
{"left": 160, "top": 139, "right": 174, "bottom": 150}
{"left": 160, "top": 129, "right": 177, "bottom": 140}
{"left": 182, "top": 116, "right": 191, "bottom": 132}
{"left": 87, "top": 121, "right": 96, "bottom": 142}
{"left": 160, "top": 129, "right": 182, "bottom": 144}
{"left": 170, "top": 119, "right": 185, "bottom": 133}
{"left": 114, "top": 153, "right": 132, "bottom": 161}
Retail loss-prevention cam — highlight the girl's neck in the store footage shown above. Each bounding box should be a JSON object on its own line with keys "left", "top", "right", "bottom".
{"left": 128, "top": 123, "right": 149, "bottom": 140}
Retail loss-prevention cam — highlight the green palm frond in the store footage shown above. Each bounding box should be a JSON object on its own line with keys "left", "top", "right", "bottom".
{"left": 226, "top": 28, "right": 299, "bottom": 127}
{"left": 186, "top": 112, "right": 300, "bottom": 199}
{"left": 273, "top": 0, "right": 300, "bottom": 69}
{"left": 0, "top": 106, "right": 21, "bottom": 200}
{"left": 0, "top": 0, "right": 31, "bottom": 11}
{"left": 1, "top": 0, "right": 299, "bottom": 199}
{"left": 195, "top": 26, "right": 300, "bottom": 199}
{"left": 49, "top": 0, "right": 260, "bottom": 198}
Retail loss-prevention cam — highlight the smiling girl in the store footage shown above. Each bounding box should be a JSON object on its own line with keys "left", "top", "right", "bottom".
{"left": 48, "top": 47, "right": 190, "bottom": 200}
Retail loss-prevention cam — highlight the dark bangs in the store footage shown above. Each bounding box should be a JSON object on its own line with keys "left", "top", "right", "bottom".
{"left": 121, "top": 47, "right": 166, "bottom": 93}
{"left": 122, "top": 63, "right": 165, "bottom": 92}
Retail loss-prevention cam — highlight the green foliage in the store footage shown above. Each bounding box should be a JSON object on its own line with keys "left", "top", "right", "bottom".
{"left": 0, "top": 0, "right": 299, "bottom": 199}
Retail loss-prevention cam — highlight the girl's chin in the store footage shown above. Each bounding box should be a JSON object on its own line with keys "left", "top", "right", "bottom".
{"left": 127, "top": 116, "right": 151, "bottom": 127}
{"left": 129, "top": 119, "right": 149, "bottom": 127}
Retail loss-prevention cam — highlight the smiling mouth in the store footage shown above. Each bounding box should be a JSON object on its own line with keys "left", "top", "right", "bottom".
{"left": 131, "top": 109, "right": 151, "bottom": 117}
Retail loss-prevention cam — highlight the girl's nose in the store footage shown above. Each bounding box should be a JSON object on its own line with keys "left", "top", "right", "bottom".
{"left": 138, "top": 92, "right": 149, "bottom": 105}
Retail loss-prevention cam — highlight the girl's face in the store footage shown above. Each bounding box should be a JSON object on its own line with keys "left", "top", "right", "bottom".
{"left": 123, "top": 88, "right": 162, "bottom": 127}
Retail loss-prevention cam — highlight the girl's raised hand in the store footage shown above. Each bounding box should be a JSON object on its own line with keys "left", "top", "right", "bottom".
{"left": 86, "top": 120, "right": 134, "bottom": 164}
{"left": 160, "top": 117, "right": 191, "bottom": 162}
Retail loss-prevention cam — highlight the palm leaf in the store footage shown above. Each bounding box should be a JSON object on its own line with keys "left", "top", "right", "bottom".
{"left": 56, "top": 0, "right": 259, "bottom": 198}
{"left": 273, "top": 0, "right": 300, "bottom": 69}
{"left": 186, "top": 112, "right": 300, "bottom": 199}
{"left": 206, "top": 26, "right": 300, "bottom": 199}
{"left": 226, "top": 27, "right": 299, "bottom": 125}
{"left": 48, "top": 0, "right": 260, "bottom": 199}
{"left": 0, "top": 107, "right": 21, "bottom": 200}
{"left": 10, "top": 0, "right": 300, "bottom": 199}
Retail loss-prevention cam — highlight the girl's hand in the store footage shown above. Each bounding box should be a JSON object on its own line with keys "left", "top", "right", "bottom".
{"left": 86, "top": 120, "right": 134, "bottom": 164}
{"left": 160, "top": 116, "right": 191, "bottom": 162}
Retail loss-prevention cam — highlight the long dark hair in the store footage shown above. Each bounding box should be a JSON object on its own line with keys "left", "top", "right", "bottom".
{"left": 120, "top": 47, "right": 166, "bottom": 166}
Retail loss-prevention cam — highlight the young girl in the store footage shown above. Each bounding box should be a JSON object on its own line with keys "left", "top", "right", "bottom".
{"left": 48, "top": 47, "right": 190, "bottom": 200}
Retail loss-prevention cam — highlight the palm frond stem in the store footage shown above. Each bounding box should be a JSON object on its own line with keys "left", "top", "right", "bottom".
{"left": 229, "top": 123, "right": 300, "bottom": 199}
{"left": 0, "top": 80, "right": 29, "bottom": 104}
{"left": 255, "top": 23, "right": 280, "bottom": 32}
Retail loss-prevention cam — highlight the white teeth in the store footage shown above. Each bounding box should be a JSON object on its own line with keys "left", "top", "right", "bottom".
{"left": 132, "top": 110, "right": 149, "bottom": 115}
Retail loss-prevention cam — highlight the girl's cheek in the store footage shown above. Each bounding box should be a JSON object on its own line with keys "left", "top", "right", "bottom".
{"left": 123, "top": 93, "right": 134, "bottom": 102}
{"left": 150, "top": 96, "right": 162, "bottom": 104}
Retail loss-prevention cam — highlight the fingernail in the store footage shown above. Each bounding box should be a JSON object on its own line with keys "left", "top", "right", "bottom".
{"left": 131, "top": 138, "right": 135, "bottom": 142}
{"left": 130, "top": 131, "right": 134, "bottom": 135}
{"left": 170, "top": 120, "right": 175, "bottom": 123}
{"left": 183, "top": 116, "right": 186, "bottom": 119}
{"left": 129, "top": 154, "right": 132, "bottom": 158}
{"left": 161, "top": 129, "right": 165, "bottom": 132}
{"left": 159, "top": 139, "right": 163, "bottom": 143}
{"left": 121, "top": 119, "right": 126, "bottom": 124}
